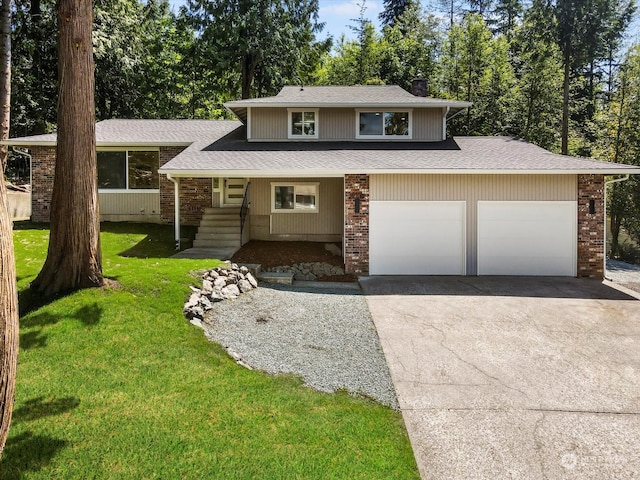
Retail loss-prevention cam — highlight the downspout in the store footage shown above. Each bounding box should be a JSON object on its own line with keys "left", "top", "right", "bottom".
{"left": 441, "top": 106, "right": 450, "bottom": 140}
{"left": 604, "top": 174, "right": 630, "bottom": 278}
{"left": 166, "top": 173, "right": 181, "bottom": 251}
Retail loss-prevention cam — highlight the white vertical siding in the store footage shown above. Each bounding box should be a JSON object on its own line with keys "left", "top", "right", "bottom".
{"left": 99, "top": 191, "right": 160, "bottom": 215}
{"left": 370, "top": 174, "right": 577, "bottom": 275}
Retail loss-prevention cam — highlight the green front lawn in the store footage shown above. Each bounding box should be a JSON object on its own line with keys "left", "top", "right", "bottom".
{"left": 2, "top": 223, "right": 419, "bottom": 479}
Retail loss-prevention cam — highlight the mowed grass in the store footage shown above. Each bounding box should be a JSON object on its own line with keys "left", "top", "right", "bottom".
{"left": 1, "top": 223, "right": 419, "bottom": 479}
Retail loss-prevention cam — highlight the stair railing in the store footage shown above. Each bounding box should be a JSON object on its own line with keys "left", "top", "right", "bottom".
{"left": 240, "top": 181, "right": 251, "bottom": 244}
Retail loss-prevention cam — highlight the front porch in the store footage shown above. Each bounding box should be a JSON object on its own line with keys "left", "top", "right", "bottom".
{"left": 166, "top": 175, "right": 347, "bottom": 262}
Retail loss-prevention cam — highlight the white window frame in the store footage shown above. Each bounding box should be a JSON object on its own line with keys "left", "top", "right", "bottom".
{"left": 271, "top": 182, "right": 320, "bottom": 213}
{"left": 287, "top": 108, "right": 319, "bottom": 140}
{"left": 355, "top": 109, "right": 413, "bottom": 140}
{"left": 97, "top": 147, "right": 160, "bottom": 193}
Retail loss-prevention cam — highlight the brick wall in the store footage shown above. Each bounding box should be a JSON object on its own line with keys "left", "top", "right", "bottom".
{"left": 577, "top": 174, "right": 605, "bottom": 278}
{"left": 30, "top": 146, "right": 56, "bottom": 222}
{"left": 159, "top": 146, "right": 211, "bottom": 226}
{"left": 344, "top": 174, "right": 369, "bottom": 274}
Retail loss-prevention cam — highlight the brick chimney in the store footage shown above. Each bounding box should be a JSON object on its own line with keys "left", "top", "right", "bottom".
{"left": 411, "top": 78, "right": 428, "bottom": 97}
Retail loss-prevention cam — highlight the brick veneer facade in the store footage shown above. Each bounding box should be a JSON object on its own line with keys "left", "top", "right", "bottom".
{"left": 30, "top": 146, "right": 57, "bottom": 222}
{"left": 577, "top": 174, "right": 605, "bottom": 278}
{"left": 159, "top": 146, "right": 212, "bottom": 226}
{"left": 344, "top": 174, "right": 370, "bottom": 274}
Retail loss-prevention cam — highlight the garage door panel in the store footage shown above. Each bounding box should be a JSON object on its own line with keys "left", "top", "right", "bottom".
{"left": 370, "top": 201, "right": 466, "bottom": 275}
{"left": 478, "top": 201, "right": 577, "bottom": 276}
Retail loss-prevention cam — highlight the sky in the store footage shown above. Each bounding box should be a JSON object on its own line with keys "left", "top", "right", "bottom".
{"left": 167, "top": 0, "right": 382, "bottom": 41}
{"left": 167, "top": 1, "right": 640, "bottom": 48}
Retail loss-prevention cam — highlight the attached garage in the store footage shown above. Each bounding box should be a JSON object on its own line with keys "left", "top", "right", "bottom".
{"left": 477, "top": 201, "right": 577, "bottom": 276}
{"left": 369, "top": 201, "right": 466, "bottom": 275}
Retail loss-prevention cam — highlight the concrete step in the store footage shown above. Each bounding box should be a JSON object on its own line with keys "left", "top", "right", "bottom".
{"left": 203, "top": 207, "right": 241, "bottom": 215}
{"left": 193, "top": 239, "right": 241, "bottom": 248}
{"left": 199, "top": 219, "right": 241, "bottom": 227}
{"left": 197, "top": 226, "right": 239, "bottom": 234}
{"left": 201, "top": 213, "right": 242, "bottom": 221}
{"left": 257, "top": 271, "right": 294, "bottom": 285}
{"left": 195, "top": 232, "right": 241, "bottom": 241}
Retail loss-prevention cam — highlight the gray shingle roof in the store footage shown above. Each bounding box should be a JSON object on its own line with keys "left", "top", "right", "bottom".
{"left": 158, "top": 126, "right": 640, "bottom": 175}
{"left": 5, "top": 119, "right": 242, "bottom": 146}
{"left": 6, "top": 119, "right": 640, "bottom": 175}
{"left": 224, "top": 86, "right": 472, "bottom": 123}
{"left": 226, "top": 85, "right": 471, "bottom": 106}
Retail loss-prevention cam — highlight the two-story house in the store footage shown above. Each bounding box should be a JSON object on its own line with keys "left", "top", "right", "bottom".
{"left": 7, "top": 82, "right": 640, "bottom": 278}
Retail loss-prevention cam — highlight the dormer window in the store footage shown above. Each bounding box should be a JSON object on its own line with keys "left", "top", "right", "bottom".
{"left": 356, "top": 110, "right": 412, "bottom": 139}
{"left": 288, "top": 108, "right": 318, "bottom": 139}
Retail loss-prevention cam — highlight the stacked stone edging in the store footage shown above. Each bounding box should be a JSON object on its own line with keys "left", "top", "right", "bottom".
{"left": 264, "top": 262, "right": 345, "bottom": 281}
{"left": 183, "top": 263, "right": 258, "bottom": 325}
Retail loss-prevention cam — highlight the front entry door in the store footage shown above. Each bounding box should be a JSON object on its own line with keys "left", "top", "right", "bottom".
{"left": 223, "top": 178, "right": 247, "bottom": 205}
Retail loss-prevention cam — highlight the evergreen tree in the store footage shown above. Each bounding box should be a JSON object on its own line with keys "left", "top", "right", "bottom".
{"left": 186, "top": 0, "right": 327, "bottom": 99}
{"left": 379, "top": 0, "right": 417, "bottom": 29}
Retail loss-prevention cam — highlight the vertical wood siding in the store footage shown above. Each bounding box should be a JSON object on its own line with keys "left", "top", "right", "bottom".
{"left": 250, "top": 108, "right": 287, "bottom": 140}
{"left": 319, "top": 108, "right": 355, "bottom": 140}
{"left": 370, "top": 174, "right": 577, "bottom": 274}
{"left": 413, "top": 108, "right": 443, "bottom": 141}
{"left": 249, "top": 177, "right": 343, "bottom": 237}
{"left": 248, "top": 107, "right": 444, "bottom": 141}
{"left": 99, "top": 191, "right": 160, "bottom": 214}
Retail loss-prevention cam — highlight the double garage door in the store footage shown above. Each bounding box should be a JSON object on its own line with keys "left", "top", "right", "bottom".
{"left": 370, "top": 201, "right": 577, "bottom": 276}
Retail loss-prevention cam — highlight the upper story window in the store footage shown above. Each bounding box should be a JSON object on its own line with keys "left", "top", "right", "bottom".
{"left": 288, "top": 108, "right": 319, "bottom": 139}
{"left": 97, "top": 150, "right": 159, "bottom": 191}
{"left": 356, "top": 110, "right": 412, "bottom": 139}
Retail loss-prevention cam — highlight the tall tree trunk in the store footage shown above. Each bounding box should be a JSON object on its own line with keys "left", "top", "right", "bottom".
{"left": 561, "top": 46, "right": 571, "bottom": 155}
{"left": 0, "top": 0, "right": 18, "bottom": 457}
{"left": 31, "top": 0, "right": 103, "bottom": 297}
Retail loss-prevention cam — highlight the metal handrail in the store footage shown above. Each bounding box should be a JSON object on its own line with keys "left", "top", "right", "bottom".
{"left": 240, "top": 181, "right": 251, "bottom": 243}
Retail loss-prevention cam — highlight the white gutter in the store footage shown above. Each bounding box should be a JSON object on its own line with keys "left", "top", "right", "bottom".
{"left": 166, "top": 173, "right": 181, "bottom": 251}
{"left": 12, "top": 147, "right": 33, "bottom": 189}
{"left": 158, "top": 168, "right": 640, "bottom": 178}
{"left": 604, "top": 174, "right": 631, "bottom": 279}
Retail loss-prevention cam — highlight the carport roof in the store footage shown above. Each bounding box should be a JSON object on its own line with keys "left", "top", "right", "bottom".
{"left": 6, "top": 119, "right": 640, "bottom": 176}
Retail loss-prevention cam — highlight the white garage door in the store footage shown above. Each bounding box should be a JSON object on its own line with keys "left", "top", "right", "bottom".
{"left": 370, "top": 201, "right": 466, "bottom": 275}
{"left": 477, "top": 201, "right": 577, "bottom": 276}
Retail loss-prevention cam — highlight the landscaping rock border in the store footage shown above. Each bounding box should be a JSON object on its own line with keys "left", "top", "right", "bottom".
{"left": 183, "top": 263, "right": 258, "bottom": 326}
{"left": 265, "top": 262, "right": 345, "bottom": 281}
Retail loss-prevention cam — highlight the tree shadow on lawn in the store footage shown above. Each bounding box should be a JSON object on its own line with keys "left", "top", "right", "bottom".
{"left": 0, "top": 397, "right": 80, "bottom": 479}
{"left": 19, "top": 303, "right": 104, "bottom": 350}
{"left": 99, "top": 222, "right": 197, "bottom": 259}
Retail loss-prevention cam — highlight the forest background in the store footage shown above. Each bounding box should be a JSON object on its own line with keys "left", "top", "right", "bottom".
{"left": 6, "top": 0, "right": 640, "bottom": 257}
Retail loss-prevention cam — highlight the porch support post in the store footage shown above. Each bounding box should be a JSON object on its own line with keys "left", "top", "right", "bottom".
{"left": 167, "top": 174, "right": 181, "bottom": 250}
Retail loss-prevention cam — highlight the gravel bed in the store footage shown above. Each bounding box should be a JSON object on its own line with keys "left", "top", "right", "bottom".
{"left": 202, "top": 283, "right": 398, "bottom": 409}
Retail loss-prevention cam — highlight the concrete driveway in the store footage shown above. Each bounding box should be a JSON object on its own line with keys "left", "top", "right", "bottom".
{"left": 360, "top": 277, "right": 640, "bottom": 480}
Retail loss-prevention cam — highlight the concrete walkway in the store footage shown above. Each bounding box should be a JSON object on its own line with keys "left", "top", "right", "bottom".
{"left": 360, "top": 276, "right": 640, "bottom": 480}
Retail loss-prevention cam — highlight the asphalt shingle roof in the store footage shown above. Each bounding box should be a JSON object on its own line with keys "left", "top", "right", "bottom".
{"left": 6, "top": 119, "right": 241, "bottom": 146}
{"left": 6, "top": 119, "right": 640, "bottom": 175}
{"left": 225, "top": 85, "right": 471, "bottom": 106}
